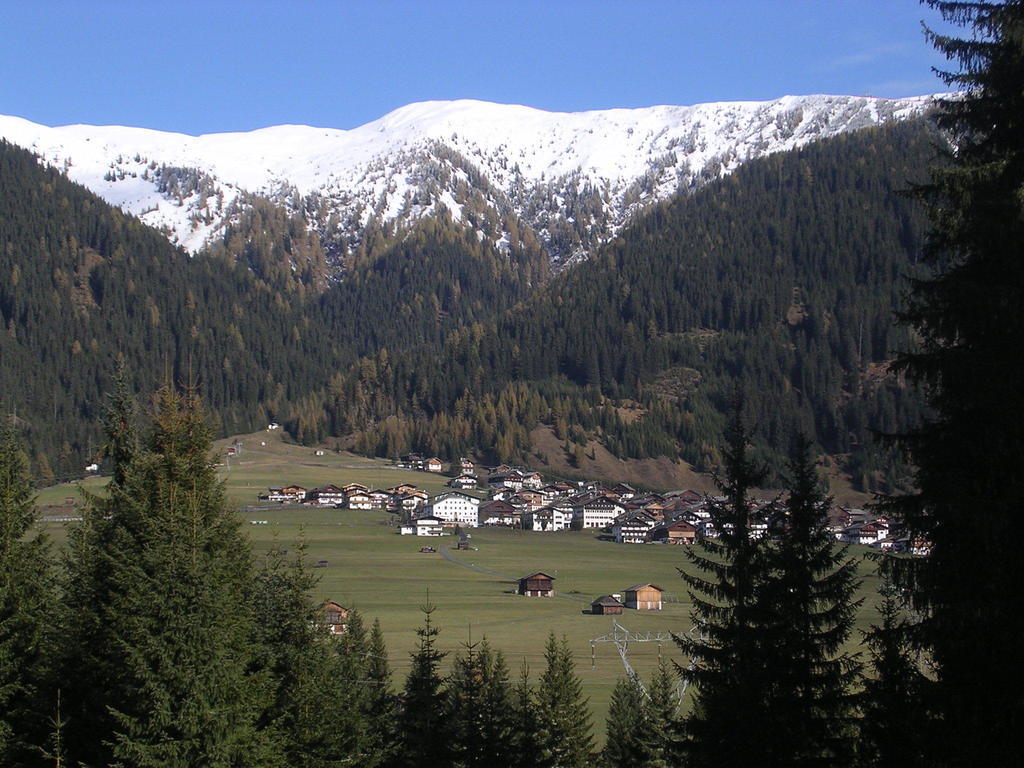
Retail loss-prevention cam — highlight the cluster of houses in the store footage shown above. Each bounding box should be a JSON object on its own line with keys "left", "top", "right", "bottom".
{"left": 262, "top": 461, "right": 925, "bottom": 553}
{"left": 395, "top": 453, "right": 457, "bottom": 474}
{"left": 608, "top": 493, "right": 927, "bottom": 553}
{"left": 261, "top": 482, "right": 430, "bottom": 515}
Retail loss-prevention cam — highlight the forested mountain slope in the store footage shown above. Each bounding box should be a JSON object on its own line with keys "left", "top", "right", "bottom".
{"left": 3, "top": 119, "right": 935, "bottom": 490}
{"left": 306, "top": 120, "right": 936, "bottom": 491}
{"left": 0, "top": 140, "right": 339, "bottom": 480}
{"left": 0, "top": 140, "right": 546, "bottom": 479}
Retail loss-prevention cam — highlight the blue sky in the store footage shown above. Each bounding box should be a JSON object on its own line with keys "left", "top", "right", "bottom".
{"left": 2, "top": 1, "right": 955, "bottom": 135}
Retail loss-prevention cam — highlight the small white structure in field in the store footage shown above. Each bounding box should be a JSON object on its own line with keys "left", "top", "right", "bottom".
{"left": 400, "top": 516, "right": 445, "bottom": 536}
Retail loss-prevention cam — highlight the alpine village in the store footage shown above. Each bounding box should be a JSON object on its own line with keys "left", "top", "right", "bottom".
{"left": 1, "top": 3, "right": 1022, "bottom": 767}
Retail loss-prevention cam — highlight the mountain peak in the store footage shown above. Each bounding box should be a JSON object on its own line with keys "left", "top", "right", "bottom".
{"left": 0, "top": 94, "right": 936, "bottom": 266}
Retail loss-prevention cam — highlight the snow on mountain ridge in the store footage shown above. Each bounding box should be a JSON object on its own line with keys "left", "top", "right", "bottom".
{"left": 0, "top": 94, "right": 936, "bottom": 265}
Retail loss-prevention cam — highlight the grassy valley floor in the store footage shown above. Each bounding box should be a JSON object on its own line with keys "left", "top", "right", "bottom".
{"left": 33, "top": 429, "right": 886, "bottom": 735}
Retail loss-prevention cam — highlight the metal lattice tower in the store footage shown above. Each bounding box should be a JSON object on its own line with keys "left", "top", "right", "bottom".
{"left": 590, "top": 619, "right": 700, "bottom": 710}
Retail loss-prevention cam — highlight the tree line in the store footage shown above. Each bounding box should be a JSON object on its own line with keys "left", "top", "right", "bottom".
{"left": 2, "top": 377, "right": 940, "bottom": 767}
{"left": 0, "top": 380, "right": 593, "bottom": 767}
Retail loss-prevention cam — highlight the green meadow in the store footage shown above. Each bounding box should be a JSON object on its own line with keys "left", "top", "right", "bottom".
{"left": 33, "top": 428, "right": 886, "bottom": 733}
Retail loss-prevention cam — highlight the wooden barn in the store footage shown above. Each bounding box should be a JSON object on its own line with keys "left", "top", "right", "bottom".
{"left": 591, "top": 595, "right": 625, "bottom": 615}
{"left": 319, "top": 601, "right": 350, "bottom": 635}
{"left": 518, "top": 572, "right": 555, "bottom": 597}
{"left": 624, "top": 583, "right": 664, "bottom": 610}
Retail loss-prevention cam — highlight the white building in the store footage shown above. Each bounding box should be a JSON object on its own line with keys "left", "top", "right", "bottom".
{"left": 613, "top": 511, "right": 659, "bottom": 543}
{"left": 526, "top": 503, "right": 573, "bottom": 531}
{"left": 447, "top": 474, "right": 478, "bottom": 490}
{"left": 308, "top": 485, "right": 346, "bottom": 507}
{"left": 424, "top": 492, "right": 480, "bottom": 528}
{"left": 519, "top": 471, "right": 544, "bottom": 490}
{"left": 572, "top": 498, "right": 625, "bottom": 530}
{"left": 346, "top": 490, "right": 373, "bottom": 510}
{"left": 400, "top": 516, "right": 445, "bottom": 536}
{"left": 840, "top": 522, "right": 888, "bottom": 546}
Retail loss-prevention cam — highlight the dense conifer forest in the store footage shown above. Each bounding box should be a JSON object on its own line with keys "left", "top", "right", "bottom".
{"left": 301, "top": 120, "right": 938, "bottom": 491}
{"left": 2, "top": 117, "right": 937, "bottom": 491}
{"left": 0, "top": 140, "right": 341, "bottom": 480}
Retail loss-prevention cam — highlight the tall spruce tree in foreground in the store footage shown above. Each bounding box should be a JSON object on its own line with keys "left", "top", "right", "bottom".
{"left": 760, "top": 434, "right": 861, "bottom": 766}
{"left": 335, "top": 609, "right": 385, "bottom": 764}
{"left": 250, "top": 541, "right": 372, "bottom": 767}
{"left": 510, "top": 660, "right": 540, "bottom": 768}
{"left": 366, "top": 618, "right": 400, "bottom": 766}
{"left": 600, "top": 662, "right": 679, "bottom": 767}
{"left": 601, "top": 675, "right": 649, "bottom": 768}
{"left": 0, "top": 423, "right": 54, "bottom": 767}
{"left": 111, "top": 387, "right": 277, "bottom": 767}
{"left": 399, "top": 601, "right": 451, "bottom": 768}
{"left": 676, "top": 411, "right": 773, "bottom": 768}
{"left": 533, "top": 633, "right": 593, "bottom": 768}
{"left": 859, "top": 579, "right": 929, "bottom": 768}
{"left": 446, "top": 638, "right": 516, "bottom": 767}
{"left": 642, "top": 661, "right": 681, "bottom": 767}
{"left": 63, "top": 386, "right": 278, "bottom": 768}
{"left": 60, "top": 372, "right": 144, "bottom": 767}
{"left": 884, "top": 2, "right": 1024, "bottom": 764}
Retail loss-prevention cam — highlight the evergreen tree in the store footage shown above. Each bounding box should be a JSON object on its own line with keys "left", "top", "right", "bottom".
{"left": 477, "top": 644, "right": 516, "bottom": 764}
{"left": 601, "top": 675, "right": 648, "bottom": 768}
{"left": 60, "top": 383, "right": 147, "bottom": 767}
{"left": 601, "top": 664, "right": 682, "bottom": 768}
{"left": 333, "top": 609, "right": 379, "bottom": 764}
{"left": 102, "top": 358, "right": 140, "bottom": 485}
{"left": 509, "top": 660, "right": 540, "bottom": 768}
{"left": 0, "top": 422, "right": 53, "bottom": 767}
{"left": 446, "top": 638, "right": 516, "bottom": 768}
{"left": 533, "top": 633, "right": 593, "bottom": 768}
{"left": 858, "top": 579, "right": 929, "bottom": 768}
{"left": 399, "top": 601, "right": 451, "bottom": 768}
{"left": 366, "top": 617, "right": 400, "bottom": 767}
{"left": 760, "top": 434, "right": 861, "bottom": 766}
{"left": 63, "top": 385, "right": 278, "bottom": 768}
{"left": 250, "top": 541, "right": 365, "bottom": 768}
{"left": 887, "top": 2, "right": 1024, "bottom": 764}
{"left": 641, "top": 661, "right": 681, "bottom": 768}
{"left": 110, "top": 387, "right": 278, "bottom": 767}
{"left": 675, "top": 410, "right": 773, "bottom": 768}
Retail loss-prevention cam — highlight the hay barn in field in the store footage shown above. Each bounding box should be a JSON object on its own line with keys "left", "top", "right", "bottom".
{"left": 518, "top": 572, "right": 555, "bottom": 597}
{"left": 591, "top": 595, "right": 625, "bottom": 615}
{"left": 624, "top": 583, "right": 664, "bottom": 610}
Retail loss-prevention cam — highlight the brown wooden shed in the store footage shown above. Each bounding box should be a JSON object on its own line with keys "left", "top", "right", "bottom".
{"left": 319, "top": 601, "right": 350, "bottom": 635}
{"left": 624, "top": 583, "right": 664, "bottom": 610}
{"left": 591, "top": 595, "right": 625, "bottom": 615}
{"left": 518, "top": 572, "right": 555, "bottom": 597}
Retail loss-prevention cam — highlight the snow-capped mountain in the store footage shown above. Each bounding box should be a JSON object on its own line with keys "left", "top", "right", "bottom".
{"left": 0, "top": 94, "right": 934, "bottom": 270}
